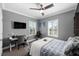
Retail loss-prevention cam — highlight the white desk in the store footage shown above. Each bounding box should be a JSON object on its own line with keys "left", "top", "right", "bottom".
{"left": 9, "top": 37, "right": 18, "bottom": 52}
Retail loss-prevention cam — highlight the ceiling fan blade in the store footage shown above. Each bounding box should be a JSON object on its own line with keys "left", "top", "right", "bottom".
{"left": 44, "top": 3, "right": 54, "bottom": 10}
{"left": 30, "top": 8, "right": 41, "bottom": 10}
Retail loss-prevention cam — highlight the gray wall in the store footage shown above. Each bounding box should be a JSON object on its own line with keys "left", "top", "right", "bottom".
{"left": 0, "top": 3, "right": 3, "bottom": 9}
{"left": 2, "top": 9, "right": 76, "bottom": 41}
{"left": 3, "top": 10, "right": 36, "bottom": 38}
{"left": 76, "top": 3, "right": 79, "bottom": 13}
{"left": 38, "top": 10, "right": 75, "bottom": 40}
{"left": 58, "top": 10, "right": 75, "bottom": 40}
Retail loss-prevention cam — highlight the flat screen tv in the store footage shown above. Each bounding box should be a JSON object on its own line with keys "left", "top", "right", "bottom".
{"left": 13, "top": 22, "right": 26, "bottom": 29}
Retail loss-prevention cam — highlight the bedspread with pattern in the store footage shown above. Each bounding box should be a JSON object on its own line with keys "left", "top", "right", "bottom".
{"left": 40, "top": 39, "right": 67, "bottom": 56}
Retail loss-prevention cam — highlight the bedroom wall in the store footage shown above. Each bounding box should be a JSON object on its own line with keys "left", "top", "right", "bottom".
{"left": 58, "top": 10, "right": 75, "bottom": 40}
{"left": 76, "top": 3, "right": 79, "bottom": 13}
{"left": 38, "top": 10, "right": 76, "bottom": 41}
{"left": 0, "top": 3, "right": 3, "bottom": 9}
{"left": 2, "top": 9, "right": 36, "bottom": 38}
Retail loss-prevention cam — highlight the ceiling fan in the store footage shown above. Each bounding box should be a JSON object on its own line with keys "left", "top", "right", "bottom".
{"left": 30, "top": 3, "right": 54, "bottom": 16}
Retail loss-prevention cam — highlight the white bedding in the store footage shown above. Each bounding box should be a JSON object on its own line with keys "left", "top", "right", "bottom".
{"left": 30, "top": 37, "right": 53, "bottom": 56}
{"left": 30, "top": 37, "right": 79, "bottom": 56}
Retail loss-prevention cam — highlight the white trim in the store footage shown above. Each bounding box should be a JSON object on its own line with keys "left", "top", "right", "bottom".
{"left": 3, "top": 44, "right": 15, "bottom": 50}
{"left": 29, "top": 20, "right": 37, "bottom": 36}
{"left": 39, "top": 6, "right": 77, "bottom": 20}
{"left": 2, "top": 3, "right": 36, "bottom": 19}
{"left": 3, "top": 8, "right": 36, "bottom": 19}
{"left": 2, "top": 3, "right": 77, "bottom": 20}
{"left": 48, "top": 19, "right": 59, "bottom": 38}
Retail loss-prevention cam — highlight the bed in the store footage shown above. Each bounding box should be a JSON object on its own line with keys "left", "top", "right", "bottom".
{"left": 30, "top": 37, "right": 79, "bottom": 56}
{"left": 30, "top": 37, "right": 53, "bottom": 56}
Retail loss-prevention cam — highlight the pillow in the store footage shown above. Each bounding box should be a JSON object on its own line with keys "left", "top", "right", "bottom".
{"left": 67, "top": 37, "right": 74, "bottom": 41}
{"left": 74, "top": 36, "right": 79, "bottom": 42}
{"left": 63, "top": 40, "right": 74, "bottom": 54}
{"left": 64, "top": 41, "right": 79, "bottom": 55}
{"left": 74, "top": 36, "right": 79, "bottom": 39}
{"left": 67, "top": 37, "right": 79, "bottom": 42}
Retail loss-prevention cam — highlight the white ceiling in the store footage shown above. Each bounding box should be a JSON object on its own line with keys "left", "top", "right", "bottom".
{"left": 3, "top": 3, "right": 77, "bottom": 19}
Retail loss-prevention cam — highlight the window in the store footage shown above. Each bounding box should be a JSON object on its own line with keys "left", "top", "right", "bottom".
{"left": 48, "top": 19, "right": 58, "bottom": 37}
{"left": 29, "top": 21, "right": 36, "bottom": 35}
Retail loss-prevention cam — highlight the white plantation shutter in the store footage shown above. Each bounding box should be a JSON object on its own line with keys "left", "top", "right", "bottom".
{"left": 48, "top": 19, "right": 58, "bottom": 37}
{"left": 29, "top": 21, "right": 36, "bottom": 35}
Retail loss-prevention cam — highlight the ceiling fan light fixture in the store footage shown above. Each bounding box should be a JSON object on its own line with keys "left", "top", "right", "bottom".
{"left": 41, "top": 13, "right": 44, "bottom": 16}
{"left": 30, "top": 3, "right": 54, "bottom": 16}
{"left": 40, "top": 10, "right": 44, "bottom": 16}
{"left": 40, "top": 10, "right": 43, "bottom": 13}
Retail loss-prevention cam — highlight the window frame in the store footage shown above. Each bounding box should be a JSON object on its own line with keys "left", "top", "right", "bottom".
{"left": 48, "top": 19, "right": 58, "bottom": 37}
{"left": 29, "top": 20, "right": 37, "bottom": 36}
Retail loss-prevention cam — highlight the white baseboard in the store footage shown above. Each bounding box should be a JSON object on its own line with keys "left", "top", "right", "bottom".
{"left": 3, "top": 45, "right": 15, "bottom": 50}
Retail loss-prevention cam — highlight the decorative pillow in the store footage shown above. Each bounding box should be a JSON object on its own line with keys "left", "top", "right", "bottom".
{"left": 74, "top": 36, "right": 79, "bottom": 42}
{"left": 65, "top": 40, "right": 73, "bottom": 49}
{"left": 67, "top": 37, "right": 74, "bottom": 41}
{"left": 64, "top": 40, "right": 74, "bottom": 55}
{"left": 68, "top": 37, "right": 79, "bottom": 42}
{"left": 64, "top": 42, "right": 79, "bottom": 56}
{"left": 74, "top": 36, "right": 79, "bottom": 39}
{"left": 65, "top": 36, "right": 79, "bottom": 55}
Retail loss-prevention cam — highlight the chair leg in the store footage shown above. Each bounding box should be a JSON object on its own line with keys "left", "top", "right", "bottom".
{"left": 18, "top": 45, "right": 20, "bottom": 50}
{"left": 27, "top": 52, "right": 29, "bottom": 55}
